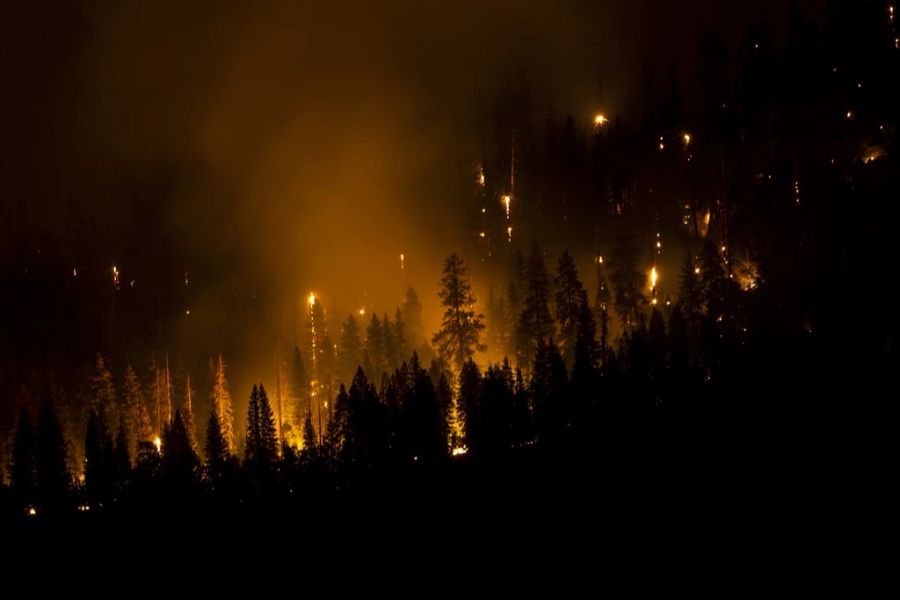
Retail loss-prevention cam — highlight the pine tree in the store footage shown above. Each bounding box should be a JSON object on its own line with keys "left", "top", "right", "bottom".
{"left": 555, "top": 250, "right": 586, "bottom": 365}
{"left": 401, "top": 287, "right": 425, "bottom": 350}
{"left": 121, "top": 365, "right": 145, "bottom": 453}
{"left": 36, "top": 401, "right": 70, "bottom": 512}
{"left": 245, "top": 384, "right": 261, "bottom": 463}
{"left": 505, "top": 251, "right": 528, "bottom": 359}
{"left": 211, "top": 353, "right": 234, "bottom": 453}
{"left": 204, "top": 408, "right": 229, "bottom": 472}
{"left": 610, "top": 236, "right": 647, "bottom": 331}
{"left": 432, "top": 253, "right": 486, "bottom": 372}
{"left": 364, "top": 313, "right": 384, "bottom": 377}
{"left": 160, "top": 410, "right": 198, "bottom": 495}
{"left": 595, "top": 267, "right": 612, "bottom": 360}
{"left": 113, "top": 416, "right": 131, "bottom": 490}
{"left": 392, "top": 308, "right": 407, "bottom": 367}
{"left": 84, "top": 408, "right": 113, "bottom": 506}
{"left": 10, "top": 411, "right": 36, "bottom": 510}
{"left": 257, "top": 384, "right": 278, "bottom": 463}
{"left": 530, "top": 339, "right": 570, "bottom": 447}
{"left": 289, "top": 346, "right": 310, "bottom": 438}
{"left": 182, "top": 373, "right": 197, "bottom": 450}
{"left": 517, "top": 242, "right": 554, "bottom": 367}
{"left": 91, "top": 353, "right": 116, "bottom": 418}
{"left": 457, "top": 359, "right": 482, "bottom": 452}
{"left": 337, "top": 315, "right": 362, "bottom": 388}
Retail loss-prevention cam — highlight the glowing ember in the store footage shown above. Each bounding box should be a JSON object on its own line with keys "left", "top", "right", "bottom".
{"left": 594, "top": 114, "right": 608, "bottom": 126}
{"left": 153, "top": 436, "right": 162, "bottom": 452}
{"left": 502, "top": 194, "right": 511, "bottom": 219}
{"left": 650, "top": 266, "right": 658, "bottom": 289}
{"left": 451, "top": 446, "right": 468, "bottom": 456}
{"left": 308, "top": 291, "right": 316, "bottom": 307}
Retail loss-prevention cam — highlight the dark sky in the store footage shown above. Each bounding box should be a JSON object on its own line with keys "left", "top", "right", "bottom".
{"left": 2, "top": 0, "right": 824, "bottom": 380}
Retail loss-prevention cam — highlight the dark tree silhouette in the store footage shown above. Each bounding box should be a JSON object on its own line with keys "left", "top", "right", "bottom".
{"left": 337, "top": 314, "right": 362, "bottom": 387}
{"left": 555, "top": 250, "right": 586, "bottom": 365}
{"left": 35, "top": 401, "right": 70, "bottom": 513}
{"left": 10, "top": 411, "right": 36, "bottom": 511}
{"left": 432, "top": 253, "right": 486, "bottom": 372}
{"left": 517, "top": 242, "right": 554, "bottom": 368}
{"left": 401, "top": 287, "right": 425, "bottom": 351}
{"left": 530, "top": 339, "right": 570, "bottom": 448}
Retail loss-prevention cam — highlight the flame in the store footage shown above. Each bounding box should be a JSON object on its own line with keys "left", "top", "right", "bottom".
{"left": 593, "top": 114, "right": 608, "bottom": 126}
{"left": 153, "top": 436, "right": 162, "bottom": 452}
{"left": 650, "top": 266, "right": 658, "bottom": 289}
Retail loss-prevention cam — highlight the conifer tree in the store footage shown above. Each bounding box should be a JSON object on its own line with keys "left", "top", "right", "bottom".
{"left": 432, "top": 253, "right": 486, "bottom": 372}
{"left": 121, "top": 365, "right": 145, "bottom": 453}
{"left": 401, "top": 287, "right": 425, "bottom": 350}
{"left": 210, "top": 353, "right": 234, "bottom": 453}
{"left": 517, "top": 243, "right": 554, "bottom": 367}
{"left": 36, "top": 401, "right": 70, "bottom": 512}
{"left": 337, "top": 315, "right": 362, "bottom": 387}
{"left": 181, "top": 373, "right": 197, "bottom": 450}
{"left": 10, "top": 411, "right": 36, "bottom": 510}
{"left": 555, "top": 250, "right": 587, "bottom": 365}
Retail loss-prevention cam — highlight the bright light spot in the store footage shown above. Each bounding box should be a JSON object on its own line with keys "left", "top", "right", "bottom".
{"left": 184, "top": 272, "right": 189, "bottom": 287}
{"left": 683, "top": 133, "right": 691, "bottom": 145}
{"left": 481, "top": 207, "right": 486, "bottom": 214}
{"left": 694, "top": 267, "right": 701, "bottom": 275}
{"left": 185, "top": 309, "right": 190, "bottom": 316}
{"left": 502, "top": 195, "right": 511, "bottom": 219}
{"left": 846, "top": 110, "right": 853, "bottom": 120}
{"left": 400, "top": 254, "right": 405, "bottom": 270}
{"left": 153, "top": 436, "right": 162, "bottom": 452}
{"left": 650, "top": 266, "right": 658, "bottom": 289}
{"left": 308, "top": 292, "right": 316, "bottom": 307}
{"left": 656, "top": 240, "right": 661, "bottom": 249}
{"left": 651, "top": 297, "right": 658, "bottom": 306}
{"left": 596, "top": 255, "right": 603, "bottom": 264}
{"left": 27, "top": 506, "right": 37, "bottom": 517}
{"left": 594, "top": 114, "right": 608, "bottom": 126}
{"left": 478, "top": 166, "right": 486, "bottom": 187}
{"left": 73, "top": 268, "right": 77, "bottom": 277}
{"left": 112, "top": 265, "right": 120, "bottom": 289}
{"left": 78, "top": 504, "right": 90, "bottom": 512}
{"left": 358, "top": 308, "right": 366, "bottom": 316}
{"left": 659, "top": 142, "right": 665, "bottom": 151}
{"left": 507, "top": 226, "right": 513, "bottom": 242}
{"left": 479, "top": 231, "right": 485, "bottom": 238}
{"left": 451, "top": 446, "right": 468, "bottom": 457}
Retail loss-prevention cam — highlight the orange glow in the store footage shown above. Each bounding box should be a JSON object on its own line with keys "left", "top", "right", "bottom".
{"left": 650, "top": 266, "right": 658, "bottom": 289}
{"left": 308, "top": 291, "right": 316, "bottom": 307}
{"left": 593, "top": 114, "right": 608, "bottom": 126}
{"left": 153, "top": 435, "right": 162, "bottom": 452}
{"left": 502, "top": 195, "right": 511, "bottom": 219}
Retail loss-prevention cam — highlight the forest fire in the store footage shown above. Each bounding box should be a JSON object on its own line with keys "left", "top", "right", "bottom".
{"left": 0, "top": 0, "right": 893, "bottom": 533}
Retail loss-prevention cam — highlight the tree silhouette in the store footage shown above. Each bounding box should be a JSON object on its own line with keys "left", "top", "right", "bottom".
{"left": 337, "top": 315, "right": 362, "bottom": 387}
{"left": 401, "top": 287, "right": 425, "bottom": 351}
{"left": 36, "top": 401, "right": 70, "bottom": 513}
{"left": 10, "top": 411, "right": 36, "bottom": 511}
{"left": 555, "top": 250, "right": 586, "bottom": 366}
{"left": 432, "top": 253, "right": 486, "bottom": 372}
{"left": 531, "top": 339, "right": 570, "bottom": 447}
{"left": 517, "top": 242, "right": 554, "bottom": 367}
{"left": 121, "top": 365, "right": 147, "bottom": 454}
{"left": 457, "top": 359, "right": 482, "bottom": 453}
{"left": 160, "top": 410, "right": 198, "bottom": 498}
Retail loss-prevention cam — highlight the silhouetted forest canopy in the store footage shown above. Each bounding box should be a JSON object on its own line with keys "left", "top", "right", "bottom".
{"left": 1, "top": 2, "right": 896, "bottom": 530}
